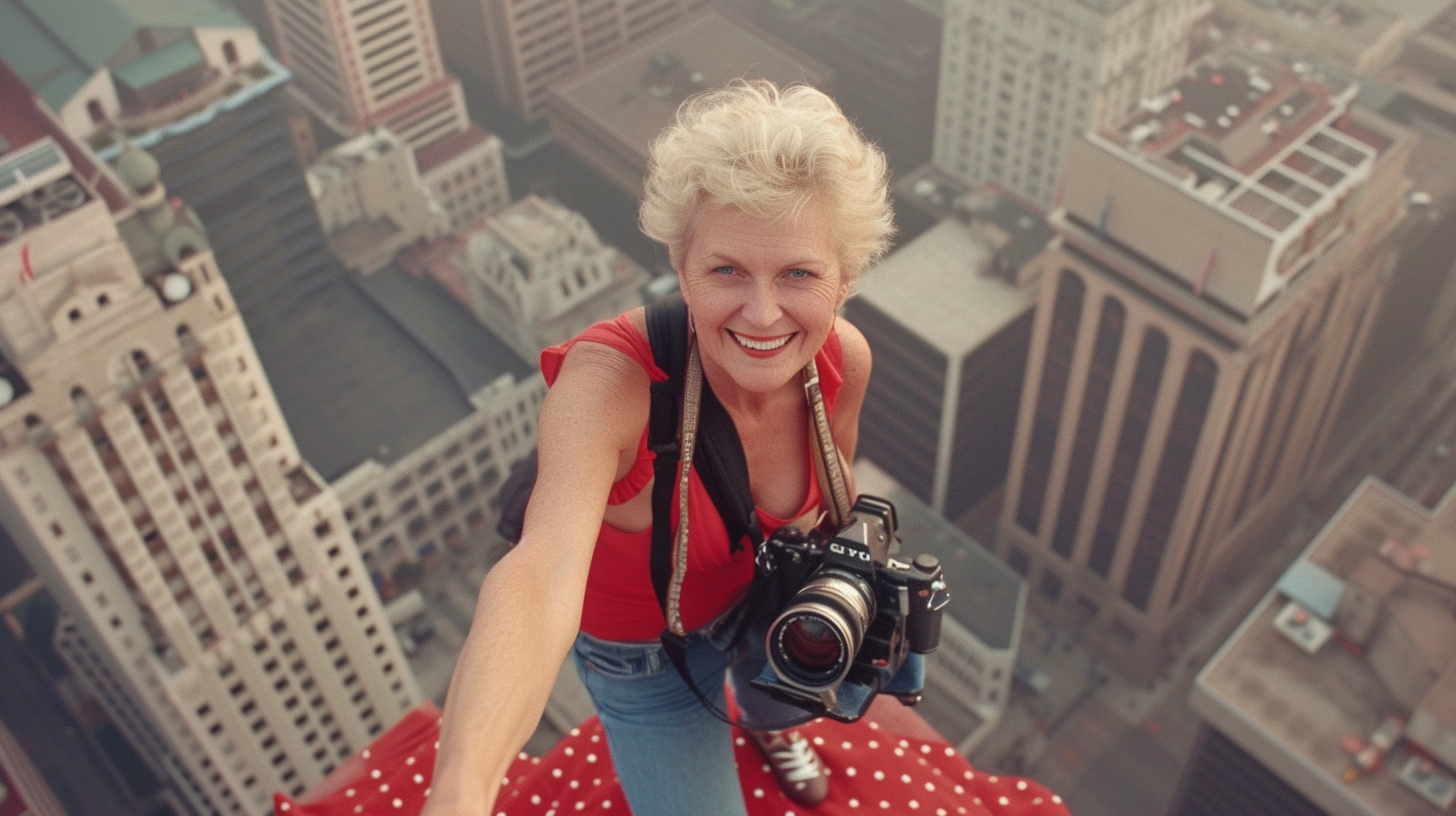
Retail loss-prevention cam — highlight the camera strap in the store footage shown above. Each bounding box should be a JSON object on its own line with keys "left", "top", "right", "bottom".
{"left": 648, "top": 299, "right": 852, "bottom": 728}
{"left": 645, "top": 295, "right": 764, "bottom": 636}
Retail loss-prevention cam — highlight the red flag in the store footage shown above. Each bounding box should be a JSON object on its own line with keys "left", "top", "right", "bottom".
{"left": 18, "top": 244, "right": 33, "bottom": 285}
{"left": 1193, "top": 247, "right": 1217, "bottom": 296}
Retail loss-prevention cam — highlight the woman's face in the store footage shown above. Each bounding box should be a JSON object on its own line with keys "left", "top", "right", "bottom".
{"left": 676, "top": 200, "right": 848, "bottom": 397}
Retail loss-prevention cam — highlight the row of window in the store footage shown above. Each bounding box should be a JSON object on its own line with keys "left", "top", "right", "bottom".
{"left": 1016, "top": 269, "right": 1218, "bottom": 613}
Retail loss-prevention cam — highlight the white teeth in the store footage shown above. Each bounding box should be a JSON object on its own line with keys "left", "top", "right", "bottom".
{"left": 732, "top": 332, "right": 791, "bottom": 351}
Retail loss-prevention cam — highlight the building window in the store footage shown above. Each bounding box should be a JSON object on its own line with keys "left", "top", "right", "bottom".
{"left": 87, "top": 99, "right": 106, "bottom": 124}
{"left": 1015, "top": 270, "right": 1086, "bottom": 535}
{"left": 1088, "top": 328, "right": 1169, "bottom": 578}
{"left": 1123, "top": 350, "right": 1217, "bottom": 611}
{"left": 1038, "top": 571, "right": 1063, "bottom": 601}
{"left": 1051, "top": 296, "right": 1125, "bottom": 559}
{"left": 223, "top": 40, "right": 239, "bottom": 67}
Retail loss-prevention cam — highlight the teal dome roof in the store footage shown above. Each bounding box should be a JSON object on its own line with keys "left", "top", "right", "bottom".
{"left": 115, "top": 143, "right": 160, "bottom": 192}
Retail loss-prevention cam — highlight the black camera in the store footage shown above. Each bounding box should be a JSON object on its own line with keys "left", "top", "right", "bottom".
{"left": 750, "top": 495, "right": 949, "bottom": 723}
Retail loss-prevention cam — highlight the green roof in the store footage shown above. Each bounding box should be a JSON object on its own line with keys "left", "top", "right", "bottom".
{"left": 0, "top": 2, "right": 79, "bottom": 108}
{"left": 114, "top": 38, "right": 204, "bottom": 90}
{"left": 17, "top": 0, "right": 245, "bottom": 69}
{"left": 0, "top": 0, "right": 248, "bottom": 108}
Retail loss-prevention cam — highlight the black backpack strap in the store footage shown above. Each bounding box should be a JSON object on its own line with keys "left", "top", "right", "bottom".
{"left": 645, "top": 296, "right": 686, "bottom": 623}
{"left": 644, "top": 295, "right": 765, "bottom": 620}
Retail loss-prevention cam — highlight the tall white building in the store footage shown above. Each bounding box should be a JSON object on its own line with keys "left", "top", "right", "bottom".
{"left": 0, "top": 75, "right": 417, "bottom": 815}
{"left": 263, "top": 0, "right": 469, "bottom": 151}
{"left": 934, "top": 0, "right": 1207, "bottom": 208}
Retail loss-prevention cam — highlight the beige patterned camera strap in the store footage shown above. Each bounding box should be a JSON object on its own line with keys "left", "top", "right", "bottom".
{"left": 665, "top": 347, "right": 849, "bottom": 637}
{"left": 804, "top": 358, "right": 853, "bottom": 530}
{"left": 666, "top": 341, "right": 705, "bottom": 637}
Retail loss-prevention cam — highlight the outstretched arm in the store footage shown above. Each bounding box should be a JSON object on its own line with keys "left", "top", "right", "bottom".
{"left": 422, "top": 342, "right": 649, "bottom": 816}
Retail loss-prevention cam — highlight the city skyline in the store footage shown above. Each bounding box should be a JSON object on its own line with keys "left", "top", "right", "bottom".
{"left": 3, "top": 0, "right": 1456, "bottom": 814}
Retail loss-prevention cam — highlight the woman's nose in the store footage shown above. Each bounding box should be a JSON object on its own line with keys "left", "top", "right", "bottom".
{"left": 742, "top": 279, "right": 783, "bottom": 326}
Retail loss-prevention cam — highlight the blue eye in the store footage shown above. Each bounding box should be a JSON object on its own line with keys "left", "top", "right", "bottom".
{"left": 786, "top": 268, "right": 810, "bottom": 279}
{"left": 713, "top": 265, "right": 735, "bottom": 276}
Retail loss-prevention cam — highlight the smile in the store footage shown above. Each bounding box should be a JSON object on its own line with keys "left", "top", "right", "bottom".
{"left": 729, "top": 330, "right": 794, "bottom": 352}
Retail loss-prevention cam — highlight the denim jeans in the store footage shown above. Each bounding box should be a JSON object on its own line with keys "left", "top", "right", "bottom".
{"left": 571, "top": 623, "right": 813, "bottom": 816}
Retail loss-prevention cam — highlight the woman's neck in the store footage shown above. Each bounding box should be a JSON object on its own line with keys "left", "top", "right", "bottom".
{"left": 698, "top": 353, "right": 801, "bottom": 420}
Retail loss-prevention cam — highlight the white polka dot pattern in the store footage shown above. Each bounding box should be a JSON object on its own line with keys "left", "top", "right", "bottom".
{"left": 270, "top": 703, "right": 1069, "bottom": 816}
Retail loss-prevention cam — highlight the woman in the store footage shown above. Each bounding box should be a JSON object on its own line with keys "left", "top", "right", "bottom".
{"left": 423, "top": 80, "right": 894, "bottom": 816}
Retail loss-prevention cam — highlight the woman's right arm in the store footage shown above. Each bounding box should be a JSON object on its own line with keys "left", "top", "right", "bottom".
{"left": 422, "top": 341, "right": 649, "bottom": 816}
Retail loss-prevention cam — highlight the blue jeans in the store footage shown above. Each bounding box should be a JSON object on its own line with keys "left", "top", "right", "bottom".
{"left": 571, "top": 622, "right": 813, "bottom": 816}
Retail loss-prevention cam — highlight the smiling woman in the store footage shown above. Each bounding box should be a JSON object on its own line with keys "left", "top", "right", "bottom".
{"left": 422, "top": 80, "right": 895, "bottom": 816}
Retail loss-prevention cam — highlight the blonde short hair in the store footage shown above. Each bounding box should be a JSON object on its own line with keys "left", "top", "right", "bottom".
{"left": 639, "top": 80, "right": 894, "bottom": 279}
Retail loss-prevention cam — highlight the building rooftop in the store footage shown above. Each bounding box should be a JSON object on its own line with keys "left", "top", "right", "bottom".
{"left": 414, "top": 123, "right": 495, "bottom": 175}
{"left": 252, "top": 263, "right": 531, "bottom": 482}
{"left": 1194, "top": 478, "right": 1456, "bottom": 815}
{"left": 0, "top": 0, "right": 249, "bottom": 111}
{"left": 855, "top": 185, "right": 1048, "bottom": 358}
{"left": 1226, "top": 0, "right": 1405, "bottom": 46}
{"left": 545, "top": 10, "right": 830, "bottom": 184}
{"left": 1064, "top": 49, "right": 1412, "bottom": 319}
{"left": 0, "top": 64, "right": 129, "bottom": 218}
{"left": 1098, "top": 54, "right": 1391, "bottom": 237}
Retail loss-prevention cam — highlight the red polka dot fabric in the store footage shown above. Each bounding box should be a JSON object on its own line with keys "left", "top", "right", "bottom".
{"left": 274, "top": 703, "right": 1069, "bottom": 816}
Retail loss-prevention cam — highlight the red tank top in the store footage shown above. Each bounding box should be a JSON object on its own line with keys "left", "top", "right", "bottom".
{"left": 540, "top": 312, "right": 845, "bottom": 641}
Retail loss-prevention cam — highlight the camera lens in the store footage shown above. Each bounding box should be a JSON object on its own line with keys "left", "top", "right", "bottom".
{"left": 766, "top": 572, "right": 875, "bottom": 691}
{"left": 781, "top": 614, "right": 844, "bottom": 670}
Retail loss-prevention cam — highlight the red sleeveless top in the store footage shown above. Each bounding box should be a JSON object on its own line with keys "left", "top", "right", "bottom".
{"left": 540, "top": 312, "right": 845, "bottom": 641}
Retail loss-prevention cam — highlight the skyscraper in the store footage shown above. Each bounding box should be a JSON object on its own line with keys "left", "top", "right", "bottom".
{"left": 1180, "top": 478, "right": 1456, "bottom": 815}
{"left": 260, "top": 0, "right": 511, "bottom": 235}
{"left": 432, "top": 0, "right": 712, "bottom": 121}
{"left": 262, "top": 0, "right": 469, "bottom": 151}
{"left": 0, "top": 62, "right": 417, "bottom": 815}
{"left": 0, "top": 0, "right": 349, "bottom": 345}
{"left": 934, "top": 0, "right": 1206, "bottom": 208}
{"left": 847, "top": 183, "right": 1052, "bottom": 520}
{"left": 997, "top": 52, "right": 1414, "bottom": 673}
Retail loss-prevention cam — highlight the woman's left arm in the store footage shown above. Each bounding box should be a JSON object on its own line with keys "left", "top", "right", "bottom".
{"left": 832, "top": 318, "right": 872, "bottom": 495}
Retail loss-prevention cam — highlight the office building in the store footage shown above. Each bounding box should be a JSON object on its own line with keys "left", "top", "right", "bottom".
{"left": 1181, "top": 478, "right": 1456, "bottom": 815}
{"left": 0, "top": 0, "right": 358, "bottom": 380}
{"left": 1214, "top": 0, "right": 1410, "bottom": 74}
{"left": 412, "top": 124, "right": 510, "bottom": 232}
{"left": 998, "top": 52, "right": 1414, "bottom": 673}
{"left": 934, "top": 0, "right": 1206, "bottom": 209}
{"left": 261, "top": 0, "right": 511, "bottom": 235}
{"left": 855, "top": 461, "right": 1026, "bottom": 755}
{"left": 331, "top": 372, "right": 542, "bottom": 593}
{"left": 721, "top": 0, "right": 942, "bottom": 170}
{"left": 306, "top": 126, "right": 449, "bottom": 274}
{"left": 544, "top": 10, "right": 830, "bottom": 200}
{"left": 432, "top": 0, "right": 712, "bottom": 122}
{"left": 1385, "top": 2, "right": 1456, "bottom": 128}
{"left": 408, "top": 194, "right": 651, "bottom": 363}
{"left": 261, "top": 0, "right": 469, "bottom": 151}
{"left": 0, "top": 66, "right": 417, "bottom": 816}
{"left": 847, "top": 182, "right": 1052, "bottom": 520}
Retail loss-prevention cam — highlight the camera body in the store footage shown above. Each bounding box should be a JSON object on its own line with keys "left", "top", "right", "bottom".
{"left": 750, "top": 495, "right": 950, "bottom": 723}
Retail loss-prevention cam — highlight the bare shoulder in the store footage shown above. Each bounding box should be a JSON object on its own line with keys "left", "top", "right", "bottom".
{"left": 542, "top": 336, "right": 650, "bottom": 454}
